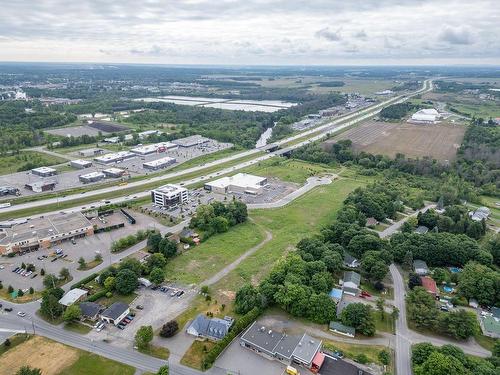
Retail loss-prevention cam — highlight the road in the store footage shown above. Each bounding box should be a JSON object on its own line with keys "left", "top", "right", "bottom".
{"left": 1, "top": 79, "right": 432, "bottom": 221}
{"left": 379, "top": 204, "right": 436, "bottom": 238}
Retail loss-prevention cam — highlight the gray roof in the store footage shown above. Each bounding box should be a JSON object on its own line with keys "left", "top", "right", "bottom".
{"left": 343, "top": 271, "right": 361, "bottom": 286}
{"left": 336, "top": 299, "right": 354, "bottom": 317}
{"left": 101, "top": 302, "right": 129, "bottom": 320}
{"left": 343, "top": 253, "right": 358, "bottom": 265}
{"left": 321, "top": 356, "right": 373, "bottom": 375}
{"left": 241, "top": 322, "right": 284, "bottom": 355}
{"left": 189, "top": 314, "right": 232, "bottom": 340}
{"left": 291, "top": 333, "right": 322, "bottom": 364}
{"left": 329, "top": 321, "right": 355, "bottom": 336}
{"left": 274, "top": 334, "right": 302, "bottom": 360}
{"left": 415, "top": 225, "right": 429, "bottom": 234}
{"left": 79, "top": 302, "right": 102, "bottom": 317}
{"left": 413, "top": 260, "right": 428, "bottom": 270}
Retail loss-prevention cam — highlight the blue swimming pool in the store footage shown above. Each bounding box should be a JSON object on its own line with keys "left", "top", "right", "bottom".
{"left": 443, "top": 286, "right": 454, "bottom": 293}
{"left": 449, "top": 267, "right": 461, "bottom": 273}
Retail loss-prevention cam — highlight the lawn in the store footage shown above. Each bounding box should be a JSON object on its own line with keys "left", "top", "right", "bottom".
{"left": 180, "top": 340, "right": 215, "bottom": 370}
{"left": 138, "top": 344, "right": 170, "bottom": 359}
{"left": 63, "top": 322, "right": 92, "bottom": 334}
{"left": 322, "top": 340, "right": 392, "bottom": 370}
{"left": 474, "top": 332, "right": 497, "bottom": 352}
{"left": 95, "top": 292, "right": 138, "bottom": 308}
{"left": 0, "top": 334, "right": 32, "bottom": 356}
{"left": 241, "top": 158, "right": 335, "bottom": 184}
{"left": 0, "top": 151, "right": 67, "bottom": 175}
{"left": 374, "top": 312, "right": 395, "bottom": 334}
{"left": 58, "top": 352, "right": 135, "bottom": 375}
{"left": 78, "top": 259, "right": 103, "bottom": 271}
{"left": 164, "top": 221, "right": 265, "bottom": 285}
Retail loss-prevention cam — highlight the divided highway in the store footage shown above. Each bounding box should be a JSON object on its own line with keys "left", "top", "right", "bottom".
{"left": 2, "top": 79, "right": 432, "bottom": 221}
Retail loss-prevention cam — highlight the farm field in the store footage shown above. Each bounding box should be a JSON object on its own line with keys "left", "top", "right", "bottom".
{"left": 327, "top": 119, "right": 466, "bottom": 162}
{"left": 0, "top": 335, "right": 134, "bottom": 375}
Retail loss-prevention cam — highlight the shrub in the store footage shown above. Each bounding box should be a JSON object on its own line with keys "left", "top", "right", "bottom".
{"left": 355, "top": 353, "right": 369, "bottom": 364}
{"left": 159, "top": 320, "right": 179, "bottom": 338}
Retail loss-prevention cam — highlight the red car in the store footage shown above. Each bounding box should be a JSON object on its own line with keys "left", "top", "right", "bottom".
{"left": 361, "top": 290, "right": 372, "bottom": 297}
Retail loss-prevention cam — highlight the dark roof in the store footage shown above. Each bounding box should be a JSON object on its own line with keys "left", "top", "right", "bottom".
{"left": 321, "top": 356, "right": 373, "bottom": 375}
{"left": 343, "top": 271, "right": 361, "bottom": 286}
{"left": 329, "top": 321, "right": 355, "bottom": 336}
{"left": 274, "top": 334, "right": 302, "bottom": 360}
{"left": 79, "top": 302, "right": 102, "bottom": 317}
{"left": 101, "top": 302, "right": 129, "bottom": 320}
{"left": 241, "top": 322, "right": 285, "bottom": 355}
{"left": 343, "top": 253, "right": 358, "bottom": 265}
{"left": 415, "top": 225, "right": 429, "bottom": 234}
{"left": 189, "top": 314, "right": 233, "bottom": 340}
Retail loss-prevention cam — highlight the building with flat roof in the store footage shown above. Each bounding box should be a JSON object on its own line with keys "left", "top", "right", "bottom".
{"left": 78, "top": 148, "right": 105, "bottom": 157}
{"left": 94, "top": 151, "right": 136, "bottom": 164}
{"left": 143, "top": 156, "right": 176, "bottom": 170}
{"left": 0, "top": 212, "right": 94, "bottom": 254}
{"left": 172, "top": 134, "right": 210, "bottom": 148}
{"left": 31, "top": 166, "right": 57, "bottom": 177}
{"left": 79, "top": 171, "right": 105, "bottom": 184}
{"left": 205, "top": 173, "right": 267, "bottom": 195}
{"left": 59, "top": 288, "right": 88, "bottom": 307}
{"left": 240, "top": 321, "right": 322, "bottom": 369}
{"left": 24, "top": 180, "right": 56, "bottom": 193}
{"left": 409, "top": 108, "right": 441, "bottom": 124}
{"left": 70, "top": 159, "right": 92, "bottom": 169}
{"left": 102, "top": 168, "right": 125, "bottom": 178}
{"left": 131, "top": 142, "right": 177, "bottom": 155}
{"left": 151, "top": 184, "right": 188, "bottom": 208}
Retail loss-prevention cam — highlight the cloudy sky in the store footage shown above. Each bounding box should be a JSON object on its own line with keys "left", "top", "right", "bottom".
{"left": 0, "top": 0, "right": 499, "bottom": 65}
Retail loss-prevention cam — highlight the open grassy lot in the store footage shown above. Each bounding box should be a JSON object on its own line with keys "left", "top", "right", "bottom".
{"left": 327, "top": 119, "right": 466, "bottom": 162}
{"left": 474, "top": 333, "right": 497, "bottom": 351}
{"left": 323, "top": 340, "right": 392, "bottom": 370}
{"left": 164, "top": 221, "right": 265, "bottom": 285}
{"left": 181, "top": 340, "right": 215, "bottom": 370}
{"left": 64, "top": 322, "right": 92, "bottom": 334}
{"left": 0, "top": 335, "right": 134, "bottom": 375}
{"left": 95, "top": 292, "right": 138, "bottom": 308}
{"left": 0, "top": 334, "right": 31, "bottom": 356}
{"left": 138, "top": 344, "right": 170, "bottom": 359}
{"left": 241, "top": 157, "right": 334, "bottom": 184}
{"left": 374, "top": 312, "right": 395, "bottom": 334}
{"left": 0, "top": 151, "right": 67, "bottom": 175}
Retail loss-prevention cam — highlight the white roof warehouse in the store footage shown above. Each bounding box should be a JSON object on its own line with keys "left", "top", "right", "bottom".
{"left": 204, "top": 173, "right": 267, "bottom": 195}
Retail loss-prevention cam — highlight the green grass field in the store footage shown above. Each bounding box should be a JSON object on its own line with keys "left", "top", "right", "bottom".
{"left": 0, "top": 151, "right": 67, "bottom": 175}
{"left": 58, "top": 352, "right": 135, "bottom": 375}
{"left": 322, "top": 340, "right": 392, "bottom": 370}
{"left": 241, "top": 158, "right": 334, "bottom": 184}
{"left": 164, "top": 221, "right": 265, "bottom": 285}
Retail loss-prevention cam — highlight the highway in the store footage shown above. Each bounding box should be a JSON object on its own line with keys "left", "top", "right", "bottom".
{"left": 1, "top": 79, "right": 432, "bottom": 221}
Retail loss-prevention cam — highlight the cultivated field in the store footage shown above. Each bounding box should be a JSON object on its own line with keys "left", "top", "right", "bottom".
{"left": 328, "top": 119, "right": 466, "bottom": 162}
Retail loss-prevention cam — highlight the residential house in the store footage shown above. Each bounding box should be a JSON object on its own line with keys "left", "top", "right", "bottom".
{"left": 186, "top": 314, "right": 234, "bottom": 341}
{"left": 341, "top": 271, "right": 361, "bottom": 296}
{"left": 100, "top": 302, "right": 130, "bottom": 325}
{"left": 343, "top": 253, "right": 360, "bottom": 268}
{"left": 58, "top": 288, "right": 88, "bottom": 307}
{"left": 329, "top": 321, "right": 355, "bottom": 338}
{"left": 79, "top": 302, "right": 102, "bottom": 321}
{"left": 415, "top": 225, "right": 429, "bottom": 234}
{"left": 413, "top": 260, "right": 429, "bottom": 276}
{"left": 365, "top": 217, "right": 379, "bottom": 227}
{"left": 469, "top": 207, "right": 491, "bottom": 222}
{"left": 420, "top": 276, "right": 438, "bottom": 297}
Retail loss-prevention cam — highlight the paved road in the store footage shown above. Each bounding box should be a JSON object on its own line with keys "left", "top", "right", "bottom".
{"left": 2, "top": 79, "right": 432, "bottom": 220}
{"left": 379, "top": 204, "right": 436, "bottom": 238}
{"left": 27, "top": 146, "right": 76, "bottom": 161}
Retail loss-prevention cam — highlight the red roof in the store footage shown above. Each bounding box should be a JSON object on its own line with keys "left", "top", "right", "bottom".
{"left": 312, "top": 352, "right": 325, "bottom": 371}
{"left": 420, "top": 276, "right": 438, "bottom": 294}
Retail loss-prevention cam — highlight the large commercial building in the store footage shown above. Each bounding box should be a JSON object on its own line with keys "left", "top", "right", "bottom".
{"left": 70, "top": 159, "right": 92, "bottom": 169}
{"left": 151, "top": 184, "right": 188, "bottom": 208}
{"left": 24, "top": 180, "right": 56, "bottom": 193}
{"left": 143, "top": 156, "right": 176, "bottom": 171}
{"left": 79, "top": 171, "right": 105, "bottom": 184}
{"left": 409, "top": 108, "right": 441, "bottom": 124}
{"left": 102, "top": 168, "right": 126, "bottom": 178}
{"left": 94, "top": 151, "right": 136, "bottom": 164}
{"left": 78, "top": 148, "right": 105, "bottom": 157}
{"left": 0, "top": 212, "right": 94, "bottom": 254}
{"left": 130, "top": 142, "right": 177, "bottom": 155}
{"left": 204, "top": 173, "right": 267, "bottom": 195}
{"left": 31, "top": 166, "right": 57, "bottom": 177}
{"left": 172, "top": 134, "right": 210, "bottom": 148}
{"left": 240, "top": 322, "right": 323, "bottom": 371}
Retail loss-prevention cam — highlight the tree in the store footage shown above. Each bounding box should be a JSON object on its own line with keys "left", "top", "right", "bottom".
{"left": 59, "top": 267, "right": 70, "bottom": 280}
{"left": 147, "top": 232, "right": 162, "bottom": 252}
{"left": 146, "top": 253, "right": 167, "bottom": 271}
{"left": 29, "top": 287, "right": 34, "bottom": 294}
{"left": 159, "top": 238, "right": 177, "bottom": 258}
{"left": 159, "top": 320, "right": 179, "bottom": 338}
{"left": 391, "top": 307, "right": 400, "bottom": 321}
{"left": 17, "top": 289, "right": 24, "bottom": 297}
{"left": 78, "top": 257, "right": 86, "bottom": 270}
{"left": 438, "top": 310, "right": 477, "bottom": 339}
{"left": 95, "top": 253, "right": 103, "bottom": 262}
{"left": 378, "top": 349, "right": 390, "bottom": 366}
{"left": 43, "top": 274, "right": 58, "bottom": 289}
{"left": 135, "top": 325, "right": 153, "bottom": 349}
{"left": 412, "top": 343, "right": 436, "bottom": 366}
{"left": 16, "top": 366, "right": 42, "bottom": 375}
{"left": 40, "top": 293, "right": 63, "bottom": 320}
{"left": 7, "top": 285, "right": 13, "bottom": 293}
{"left": 458, "top": 262, "right": 498, "bottom": 306}
{"left": 156, "top": 365, "right": 169, "bottom": 375}
{"left": 115, "top": 269, "right": 138, "bottom": 295}
{"left": 376, "top": 298, "right": 385, "bottom": 318}
{"left": 40, "top": 268, "right": 45, "bottom": 276}
{"left": 406, "top": 287, "right": 439, "bottom": 329}
{"left": 149, "top": 267, "right": 165, "bottom": 285}
{"left": 414, "top": 351, "right": 468, "bottom": 375}
{"left": 104, "top": 276, "right": 116, "bottom": 291}
{"left": 341, "top": 303, "right": 376, "bottom": 336}
{"left": 118, "top": 258, "right": 143, "bottom": 277}
{"left": 403, "top": 251, "right": 413, "bottom": 269}
{"left": 408, "top": 273, "right": 422, "bottom": 290}
{"left": 235, "top": 284, "right": 262, "bottom": 314}
{"left": 63, "top": 304, "right": 81, "bottom": 322}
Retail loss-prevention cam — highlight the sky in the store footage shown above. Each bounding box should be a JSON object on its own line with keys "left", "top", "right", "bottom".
{"left": 0, "top": 0, "right": 499, "bottom": 65}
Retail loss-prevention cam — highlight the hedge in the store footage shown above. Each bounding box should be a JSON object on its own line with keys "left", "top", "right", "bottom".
{"left": 202, "top": 307, "right": 261, "bottom": 369}
{"left": 86, "top": 289, "right": 108, "bottom": 302}
{"left": 70, "top": 273, "right": 98, "bottom": 289}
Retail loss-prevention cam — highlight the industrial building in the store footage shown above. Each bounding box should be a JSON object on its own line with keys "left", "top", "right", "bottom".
{"left": 409, "top": 108, "right": 441, "bottom": 124}
{"left": 24, "top": 180, "right": 56, "bottom": 193}
{"left": 0, "top": 186, "right": 19, "bottom": 196}
{"left": 103, "top": 168, "right": 126, "bottom": 178}
{"left": 240, "top": 321, "right": 323, "bottom": 371}
{"left": 151, "top": 184, "right": 188, "bottom": 208}
{"left": 130, "top": 142, "right": 178, "bottom": 155}
{"left": 0, "top": 212, "right": 94, "bottom": 254}
{"left": 78, "top": 148, "right": 105, "bottom": 157}
{"left": 70, "top": 159, "right": 93, "bottom": 169}
{"left": 138, "top": 129, "right": 163, "bottom": 138}
{"left": 172, "top": 134, "right": 210, "bottom": 148}
{"left": 143, "top": 156, "right": 176, "bottom": 170}
{"left": 79, "top": 171, "right": 106, "bottom": 184}
{"left": 204, "top": 173, "right": 267, "bottom": 195}
{"left": 31, "top": 166, "right": 57, "bottom": 177}
{"left": 94, "top": 151, "right": 136, "bottom": 164}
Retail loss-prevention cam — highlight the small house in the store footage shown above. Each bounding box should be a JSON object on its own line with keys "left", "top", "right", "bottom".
{"left": 186, "top": 314, "right": 234, "bottom": 341}
{"left": 469, "top": 207, "right": 491, "bottom": 222}
{"left": 343, "top": 253, "right": 360, "bottom": 268}
{"left": 341, "top": 271, "right": 361, "bottom": 296}
{"left": 415, "top": 226, "right": 429, "bottom": 235}
{"left": 100, "top": 302, "right": 130, "bottom": 325}
{"left": 138, "top": 277, "right": 152, "bottom": 287}
{"left": 58, "top": 288, "right": 88, "bottom": 307}
{"left": 365, "top": 217, "right": 379, "bottom": 227}
{"left": 79, "top": 302, "right": 103, "bottom": 321}
{"left": 413, "top": 260, "right": 429, "bottom": 276}
{"left": 329, "top": 321, "right": 355, "bottom": 338}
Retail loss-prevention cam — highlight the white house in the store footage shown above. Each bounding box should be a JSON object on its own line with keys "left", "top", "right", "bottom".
{"left": 100, "top": 302, "right": 130, "bottom": 325}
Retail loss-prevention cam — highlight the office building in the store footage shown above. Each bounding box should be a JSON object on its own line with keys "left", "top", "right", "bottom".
{"left": 79, "top": 171, "right": 105, "bottom": 184}
{"left": 70, "top": 159, "right": 92, "bottom": 169}
{"left": 151, "top": 184, "right": 188, "bottom": 208}
{"left": 31, "top": 166, "right": 57, "bottom": 177}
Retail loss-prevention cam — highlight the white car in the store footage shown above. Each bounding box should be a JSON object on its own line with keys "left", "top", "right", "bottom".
{"left": 17, "top": 312, "right": 26, "bottom": 317}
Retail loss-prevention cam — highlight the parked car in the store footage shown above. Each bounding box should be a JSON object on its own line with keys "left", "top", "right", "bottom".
{"left": 136, "top": 305, "right": 144, "bottom": 310}
{"left": 4, "top": 307, "right": 12, "bottom": 312}
{"left": 17, "top": 311, "right": 26, "bottom": 317}
{"left": 126, "top": 315, "right": 134, "bottom": 320}
{"left": 177, "top": 291, "right": 185, "bottom": 298}
{"left": 170, "top": 290, "right": 177, "bottom": 297}
{"left": 31, "top": 273, "right": 38, "bottom": 279}
{"left": 117, "top": 324, "right": 126, "bottom": 330}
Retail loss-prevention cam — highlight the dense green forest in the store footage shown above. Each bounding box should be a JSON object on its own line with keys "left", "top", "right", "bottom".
{"left": 379, "top": 102, "right": 417, "bottom": 120}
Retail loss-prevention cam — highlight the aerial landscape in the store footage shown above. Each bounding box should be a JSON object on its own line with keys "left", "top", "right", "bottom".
{"left": 0, "top": 1, "right": 499, "bottom": 375}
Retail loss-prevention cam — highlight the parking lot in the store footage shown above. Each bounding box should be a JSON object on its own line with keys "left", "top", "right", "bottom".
{"left": 0, "top": 211, "right": 163, "bottom": 292}
{"left": 0, "top": 139, "right": 232, "bottom": 197}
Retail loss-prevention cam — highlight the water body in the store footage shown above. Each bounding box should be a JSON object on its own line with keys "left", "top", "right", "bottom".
{"left": 255, "top": 125, "right": 275, "bottom": 148}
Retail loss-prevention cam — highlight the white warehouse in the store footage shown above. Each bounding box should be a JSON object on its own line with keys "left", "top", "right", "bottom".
{"left": 151, "top": 184, "right": 188, "bottom": 208}
{"left": 143, "top": 156, "right": 176, "bottom": 170}
{"left": 94, "top": 151, "right": 136, "bottom": 164}
{"left": 204, "top": 173, "right": 267, "bottom": 195}
{"left": 409, "top": 108, "right": 441, "bottom": 124}
{"left": 130, "top": 142, "right": 178, "bottom": 156}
